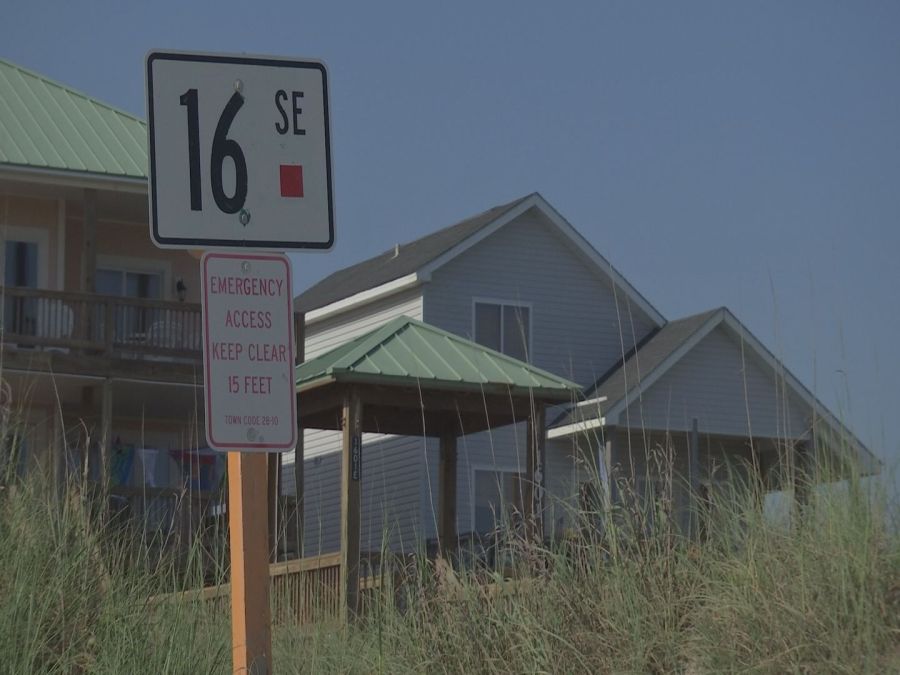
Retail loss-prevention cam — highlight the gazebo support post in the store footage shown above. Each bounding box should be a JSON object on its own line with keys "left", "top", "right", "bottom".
{"left": 689, "top": 418, "right": 701, "bottom": 539}
{"left": 793, "top": 437, "right": 810, "bottom": 525}
{"left": 339, "top": 388, "right": 362, "bottom": 623}
{"left": 525, "top": 402, "right": 547, "bottom": 543}
{"left": 293, "top": 311, "right": 306, "bottom": 559}
{"left": 602, "top": 425, "right": 619, "bottom": 507}
{"left": 438, "top": 432, "right": 458, "bottom": 556}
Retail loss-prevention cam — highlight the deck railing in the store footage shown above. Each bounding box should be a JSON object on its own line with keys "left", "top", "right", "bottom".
{"left": 166, "top": 551, "right": 399, "bottom": 625}
{"left": 177, "top": 552, "right": 345, "bottom": 624}
{"left": 1, "top": 286, "right": 202, "bottom": 361}
{"left": 107, "top": 485, "right": 226, "bottom": 577}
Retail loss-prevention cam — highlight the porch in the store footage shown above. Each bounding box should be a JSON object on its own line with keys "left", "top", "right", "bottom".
{"left": 1, "top": 285, "right": 202, "bottom": 364}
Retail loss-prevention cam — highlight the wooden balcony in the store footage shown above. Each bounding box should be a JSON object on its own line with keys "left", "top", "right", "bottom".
{"left": 1, "top": 286, "right": 202, "bottom": 366}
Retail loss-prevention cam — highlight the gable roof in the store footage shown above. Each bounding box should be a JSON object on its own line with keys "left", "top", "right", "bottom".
{"left": 0, "top": 58, "right": 147, "bottom": 181}
{"left": 550, "top": 307, "right": 879, "bottom": 474}
{"left": 576, "top": 308, "right": 721, "bottom": 415}
{"left": 295, "top": 192, "right": 666, "bottom": 328}
{"left": 295, "top": 195, "right": 532, "bottom": 313}
{"left": 295, "top": 315, "right": 580, "bottom": 399}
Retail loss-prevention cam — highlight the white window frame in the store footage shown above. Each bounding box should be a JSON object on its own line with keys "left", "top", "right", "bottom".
{"left": 469, "top": 462, "right": 525, "bottom": 533}
{"left": 470, "top": 297, "right": 534, "bottom": 361}
{"left": 1, "top": 225, "right": 49, "bottom": 288}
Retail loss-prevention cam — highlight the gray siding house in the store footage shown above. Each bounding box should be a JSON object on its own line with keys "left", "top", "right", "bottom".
{"left": 287, "top": 193, "right": 877, "bottom": 557}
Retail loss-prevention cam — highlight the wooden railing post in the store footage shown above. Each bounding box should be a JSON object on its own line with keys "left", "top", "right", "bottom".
{"left": 103, "top": 298, "right": 115, "bottom": 356}
{"left": 99, "top": 378, "right": 112, "bottom": 497}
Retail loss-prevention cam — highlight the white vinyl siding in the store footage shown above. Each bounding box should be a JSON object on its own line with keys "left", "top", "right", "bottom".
{"left": 303, "top": 287, "right": 423, "bottom": 359}
{"left": 300, "top": 435, "right": 429, "bottom": 557}
{"left": 472, "top": 468, "right": 524, "bottom": 534}
{"left": 420, "top": 417, "right": 581, "bottom": 543}
{"left": 420, "top": 209, "right": 658, "bottom": 541}
{"left": 622, "top": 326, "right": 811, "bottom": 439}
{"left": 291, "top": 208, "right": 660, "bottom": 553}
{"left": 424, "top": 209, "right": 657, "bottom": 387}
{"left": 285, "top": 286, "right": 426, "bottom": 555}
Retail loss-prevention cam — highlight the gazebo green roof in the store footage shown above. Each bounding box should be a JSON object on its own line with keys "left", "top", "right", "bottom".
{"left": 295, "top": 316, "right": 579, "bottom": 400}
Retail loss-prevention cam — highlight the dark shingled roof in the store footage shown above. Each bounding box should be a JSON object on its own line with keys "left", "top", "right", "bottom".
{"left": 295, "top": 194, "right": 534, "bottom": 312}
{"left": 553, "top": 308, "right": 723, "bottom": 427}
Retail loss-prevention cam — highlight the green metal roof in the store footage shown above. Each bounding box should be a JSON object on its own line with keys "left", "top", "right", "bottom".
{"left": 296, "top": 316, "right": 580, "bottom": 399}
{"left": 0, "top": 58, "right": 147, "bottom": 179}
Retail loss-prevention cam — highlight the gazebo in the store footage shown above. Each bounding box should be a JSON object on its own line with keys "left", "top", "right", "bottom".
{"left": 293, "top": 316, "right": 580, "bottom": 618}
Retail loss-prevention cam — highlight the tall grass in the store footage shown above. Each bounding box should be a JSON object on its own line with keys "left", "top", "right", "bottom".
{"left": 0, "top": 420, "right": 896, "bottom": 672}
{"left": 279, "top": 456, "right": 899, "bottom": 674}
{"left": 0, "top": 474, "right": 230, "bottom": 673}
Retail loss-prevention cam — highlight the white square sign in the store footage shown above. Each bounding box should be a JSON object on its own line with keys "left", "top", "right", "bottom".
{"left": 201, "top": 251, "right": 297, "bottom": 452}
{"left": 146, "top": 51, "right": 334, "bottom": 250}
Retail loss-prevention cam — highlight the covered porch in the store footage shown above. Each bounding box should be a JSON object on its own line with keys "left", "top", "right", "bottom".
{"left": 547, "top": 308, "right": 880, "bottom": 534}
{"left": 291, "top": 316, "right": 580, "bottom": 619}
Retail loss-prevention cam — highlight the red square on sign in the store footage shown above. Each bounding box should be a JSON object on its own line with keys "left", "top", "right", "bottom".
{"left": 280, "top": 164, "right": 304, "bottom": 198}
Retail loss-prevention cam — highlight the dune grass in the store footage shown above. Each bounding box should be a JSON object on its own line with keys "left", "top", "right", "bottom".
{"left": 0, "top": 426, "right": 896, "bottom": 673}
{"left": 276, "top": 467, "right": 897, "bottom": 675}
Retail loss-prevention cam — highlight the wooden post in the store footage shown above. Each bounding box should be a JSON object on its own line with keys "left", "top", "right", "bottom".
{"left": 793, "top": 439, "right": 810, "bottom": 524}
{"left": 81, "top": 188, "right": 98, "bottom": 294}
{"left": 99, "top": 378, "right": 112, "bottom": 494}
{"left": 340, "top": 388, "right": 362, "bottom": 622}
{"left": 227, "top": 452, "right": 272, "bottom": 675}
{"left": 293, "top": 312, "right": 305, "bottom": 558}
{"left": 603, "top": 425, "right": 619, "bottom": 508}
{"left": 438, "top": 432, "right": 457, "bottom": 554}
{"left": 52, "top": 411, "right": 65, "bottom": 500}
{"left": 103, "top": 298, "right": 115, "bottom": 356}
{"left": 525, "top": 402, "right": 547, "bottom": 542}
{"left": 267, "top": 455, "right": 279, "bottom": 563}
{"left": 689, "top": 418, "right": 701, "bottom": 539}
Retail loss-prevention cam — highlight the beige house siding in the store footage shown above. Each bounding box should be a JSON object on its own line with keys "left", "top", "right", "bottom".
{"left": 0, "top": 194, "right": 62, "bottom": 290}
{"left": 64, "top": 216, "right": 200, "bottom": 302}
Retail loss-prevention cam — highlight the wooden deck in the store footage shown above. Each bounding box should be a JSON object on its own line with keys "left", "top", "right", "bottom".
{"left": 1, "top": 286, "right": 202, "bottom": 365}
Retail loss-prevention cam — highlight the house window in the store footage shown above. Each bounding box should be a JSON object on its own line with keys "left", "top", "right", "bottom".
{"left": 96, "top": 268, "right": 164, "bottom": 338}
{"left": 473, "top": 469, "right": 525, "bottom": 535}
{"left": 3, "top": 241, "right": 40, "bottom": 335}
{"left": 473, "top": 301, "right": 531, "bottom": 361}
{"left": 96, "top": 269, "right": 163, "bottom": 300}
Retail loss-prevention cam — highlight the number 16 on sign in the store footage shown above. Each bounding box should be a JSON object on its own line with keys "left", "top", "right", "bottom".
{"left": 146, "top": 51, "right": 334, "bottom": 251}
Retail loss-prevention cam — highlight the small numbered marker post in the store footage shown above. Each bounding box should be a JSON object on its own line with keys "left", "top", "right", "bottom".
{"left": 146, "top": 50, "right": 333, "bottom": 675}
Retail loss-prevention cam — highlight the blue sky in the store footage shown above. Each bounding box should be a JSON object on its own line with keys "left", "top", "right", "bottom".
{"left": 3, "top": 1, "right": 899, "bottom": 482}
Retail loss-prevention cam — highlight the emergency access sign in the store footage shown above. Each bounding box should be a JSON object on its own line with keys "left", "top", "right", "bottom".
{"left": 201, "top": 252, "right": 297, "bottom": 452}
{"left": 146, "top": 51, "right": 334, "bottom": 250}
